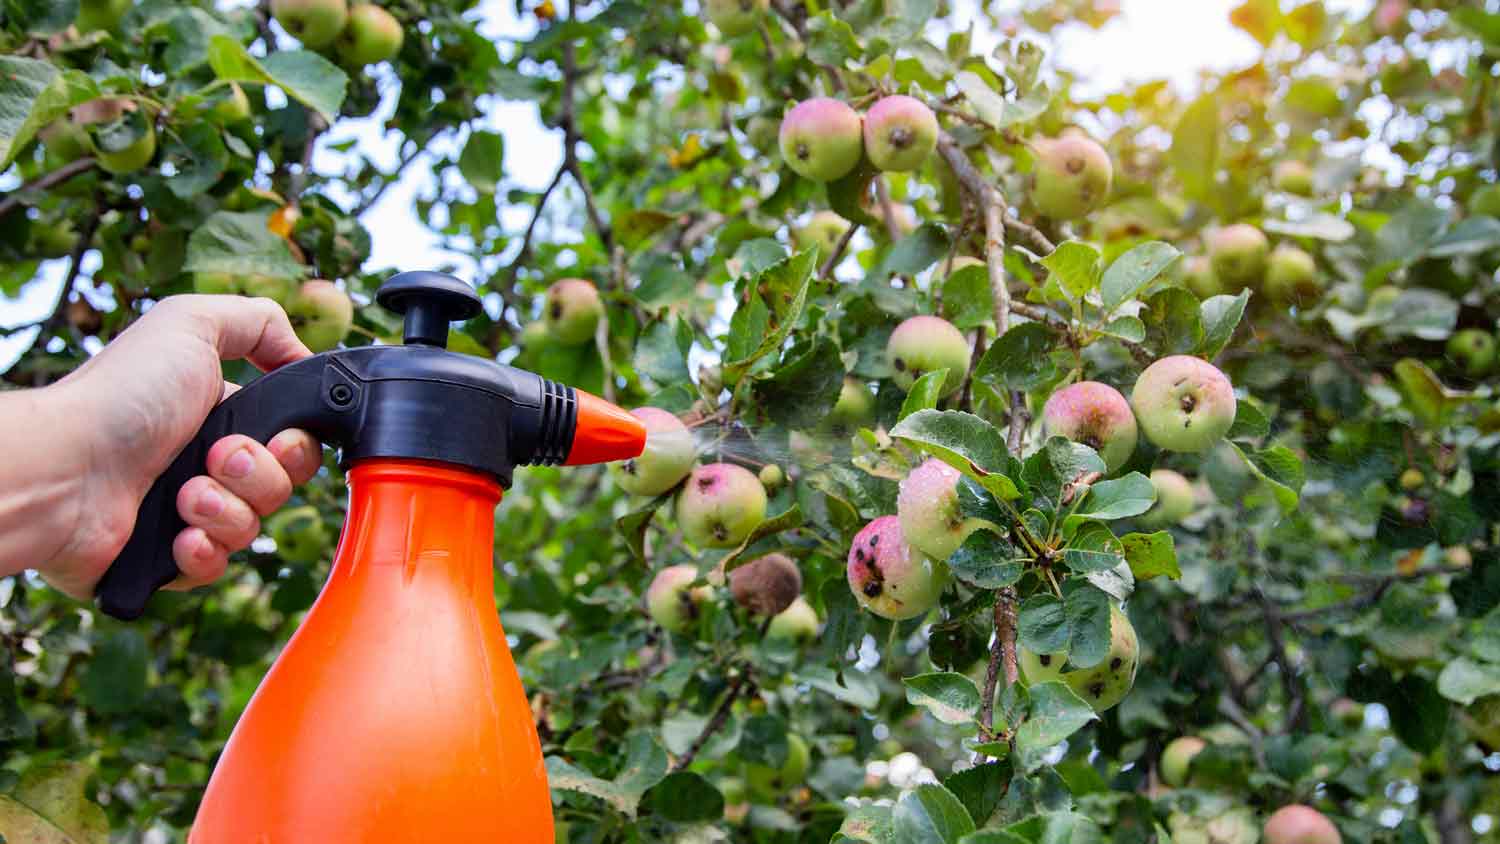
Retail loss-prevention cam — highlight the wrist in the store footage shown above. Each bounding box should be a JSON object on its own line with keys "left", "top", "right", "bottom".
{"left": 0, "top": 383, "right": 90, "bottom": 581}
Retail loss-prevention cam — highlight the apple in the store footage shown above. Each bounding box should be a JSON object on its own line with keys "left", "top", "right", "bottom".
{"left": 86, "top": 106, "right": 156, "bottom": 175}
{"left": 1208, "top": 224, "right": 1270, "bottom": 291}
{"left": 1272, "top": 160, "right": 1315, "bottom": 196}
{"left": 779, "top": 97, "right": 864, "bottom": 182}
{"left": 1263, "top": 805, "right": 1341, "bottom": 844}
{"left": 213, "top": 83, "right": 252, "bottom": 122}
{"left": 758, "top": 463, "right": 784, "bottom": 491}
{"left": 39, "top": 120, "right": 89, "bottom": 168}
{"left": 886, "top": 315, "right": 970, "bottom": 397}
{"left": 1131, "top": 355, "right": 1237, "bottom": 453}
{"left": 1329, "top": 697, "right": 1364, "bottom": 728}
{"left": 1140, "top": 469, "right": 1195, "bottom": 527}
{"left": 676, "top": 463, "right": 768, "bottom": 548}
{"left": 1446, "top": 328, "right": 1496, "bottom": 377}
{"left": 729, "top": 553, "right": 802, "bottom": 616}
{"left": 1019, "top": 602, "right": 1139, "bottom": 712}
{"left": 612, "top": 407, "right": 695, "bottom": 496}
{"left": 1158, "top": 736, "right": 1206, "bottom": 787}
{"left": 896, "top": 458, "right": 999, "bottom": 561}
{"left": 645, "top": 564, "right": 712, "bottom": 634}
{"left": 339, "top": 4, "right": 404, "bottom": 66}
{"left": 824, "top": 377, "right": 876, "bottom": 435}
{"left": 862, "top": 95, "right": 938, "bottom": 173}
{"left": 1183, "top": 255, "right": 1223, "bottom": 299}
{"left": 271, "top": 0, "right": 350, "bottom": 48}
{"left": 705, "top": 0, "right": 768, "bottom": 38}
{"left": 543, "top": 278, "right": 604, "bottom": 346}
{"left": 1040, "top": 381, "right": 1139, "bottom": 473}
{"left": 792, "top": 210, "right": 847, "bottom": 256}
{"left": 1264, "top": 244, "right": 1323, "bottom": 307}
{"left": 766, "top": 596, "right": 818, "bottom": 642}
{"left": 1031, "top": 132, "right": 1113, "bottom": 220}
{"left": 265, "top": 505, "right": 330, "bottom": 564}
{"left": 846, "top": 515, "right": 946, "bottom": 621}
{"left": 746, "top": 733, "right": 810, "bottom": 797}
{"left": 285, "top": 280, "right": 353, "bottom": 352}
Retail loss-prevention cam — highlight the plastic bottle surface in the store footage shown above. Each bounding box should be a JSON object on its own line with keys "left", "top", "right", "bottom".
{"left": 190, "top": 460, "right": 551, "bottom": 843}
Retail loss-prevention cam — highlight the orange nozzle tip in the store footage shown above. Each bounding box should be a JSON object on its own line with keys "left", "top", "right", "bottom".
{"left": 565, "top": 390, "right": 647, "bottom": 466}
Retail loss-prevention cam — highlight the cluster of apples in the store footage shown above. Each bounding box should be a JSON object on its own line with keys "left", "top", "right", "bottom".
{"left": 779, "top": 94, "right": 938, "bottom": 182}
{"left": 1184, "top": 222, "right": 1323, "bottom": 309}
{"left": 612, "top": 408, "right": 817, "bottom": 642}
{"left": 269, "top": 0, "right": 404, "bottom": 67}
{"left": 1161, "top": 734, "right": 1343, "bottom": 843}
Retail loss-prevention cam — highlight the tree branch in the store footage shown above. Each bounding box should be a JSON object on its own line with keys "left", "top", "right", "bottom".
{"left": 560, "top": 41, "right": 612, "bottom": 253}
{"left": 671, "top": 668, "right": 751, "bottom": 772}
{"left": 0, "top": 158, "right": 98, "bottom": 220}
{"left": 818, "top": 223, "right": 859, "bottom": 280}
{"left": 1255, "top": 587, "right": 1305, "bottom": 733}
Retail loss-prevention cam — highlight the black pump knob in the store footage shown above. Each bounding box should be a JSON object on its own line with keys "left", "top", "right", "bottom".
{"left": 376, "top": 271, "right": 484, "bottom": 348}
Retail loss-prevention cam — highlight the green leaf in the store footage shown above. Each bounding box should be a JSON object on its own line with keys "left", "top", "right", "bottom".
{"left": 1037, "top": 812, "right": 1106, "bottom": 844}
{"left": 942, "top": 761, "right": 1012, "bottom": 828}
{"left": 1229, "top": 442, "right": 1303, "bottom": 514}
{"left": 545, "top": 732, "right": 668, "bottom": 818}
{"left": 616, "top": 493, "right": 671, "bottom": 561}
{"left": 723, "top": 248, "right": 818, "bottom": 378}
{"left": 1453, "top": 9, "right": 1500, "bottom": 50}
{"left": 1427, "top": 216, "right": 1500, "bottom": 258}
{"left": 1393, "top": 358, "right": 1464, "bottom": 428}
{"left": 875, "top": 223, "right": 950, "bottom": 278}
{"left": 616, "top": 209, "right": 676, "bottom": 250}
{"left": 1120, "top": 532, "right": 1179, "bottom": 581}
{"left": 207, "top": 37, "right": 347, "bottom": 121}
{"left": 1062, "top": 583, "right": 1111, "bottom": 669}
{"left": 640, "top": 771, "right": 724, "bottom": 823}
{"left": 634, "top": 316, "right": 691, "bottom": 385}
{"left": 163, "top": 122, "right": 229, "bottom": 199}
{"left": 952, "top": 70, "right": 1049, "bottom": 128}
{"left": 80, "top": 627, "right": 147, "bottom": 714}
{"left": 1170, "top": 93, "right": 1219, "bottom": 202}
{"left": 1383, "top": 289, "right": 1459, "bottom": 341}
{"left": 632, "top": 254, "right": 697, "bottom": 307}
{"left": 805, "top": 11, "right": 863, "bottom": 67}
{"left": 1041, "top": 241, "right": 1102, "bottom": 301}
{"left": 1140, "top": 287, "right": 1203, "bottom": 355}
{"left": 1018, "top": 594, "right": 1068, "bottom": 655}
{"left": 891, "top": 784, "right": 976, "bottom": 844}
{"left": 942, "top": 265, "right": 992, "bottom": 330}
{"left": 836, "top": 803, "right": 895, "bottom": 844}
{"left": 1437, "top": 657, "right": 1500, "bottom": 706}
{"left": 947, "top": 530, "right": 1026, "bottom": 589}
{"left": 739, "top": 714, "right": 789, "bottom": 768}
{"left": 1225, "top": 401, "right": 1271, "bottom": 441}
{"left": 756, "top": 338, "right": 846, "bottom": 430}
{"left": 1074, "top": 473, "right": 1155, "bottom": 520}
{"left": 1022, "top": 437, "right": 1106, "bottom": 511}
{"left": 1063, "top": 521, "right": 1125, "bottom": 574}
{"left": 0, "top": 56, "right": 100, "bottom": 169}
{"left": 899, "top": 370, "right": 949, "bottom": 422}
{"left": 3, "top": 761, "right": 108, "bottom": 844}
{"left": 828, "top": 157, "right": 881, "bottom": 229}
{"left": 891, "top": 410, "right": 1021, "bottom": 501}
{"left": 975, "top": 323, "right": 1060, "bottom": 392}
{"left": 1015, "top": 682, "right": 1097, "bottom": 760}
{"left": 1197, "top": 290, "right": 1250, "bottom": 359}
{"left": 458, "top": 130, "right": 505, "bottom": 194}
{"left": 1387, "top": 674, "right": 1449, "bottom": 754}
{"left": 711, "top": 505, "right": 804, "bottom": 581}
{"left": 1100, "top": 241, "right": 1180, "bottom": 312}
{"left": 184, "top": 211, "right": 307, "bottom": 280}
{"left": 904, "top": 672, "right": 982, "bottom": 725}
{"left": 796, "top": 665, "right": 881, "bottom": 709}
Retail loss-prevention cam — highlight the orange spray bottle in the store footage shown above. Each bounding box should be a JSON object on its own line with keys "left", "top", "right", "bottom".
{"left": 93, "top": 272, "right": 646, "bottom": 842}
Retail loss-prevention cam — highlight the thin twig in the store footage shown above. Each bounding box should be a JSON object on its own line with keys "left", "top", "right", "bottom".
{"left": 818, "top": 223, "right": 859, "bottom": 280}
{"left": 671, "top": 669, "right": 751, "bottom": 772}
{"left": 288, "top": 114, "right": 325, "bottom": 200}
{"left": 1255, "top": 587, "right": 1304, "bottom": 733}
{"left": 874, "top": 176, "right": 901, "bottom": 241}
{"left": 0, "top": 158, "right": 98, "bottom": 220}
{"left": 560, "top": 41, "right": 612, "bottom": 252}
{"left": 351, "top": 142, "right": 423, "bottom": 217}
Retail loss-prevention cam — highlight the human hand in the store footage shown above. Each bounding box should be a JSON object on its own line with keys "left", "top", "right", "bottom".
{"left": 16, "top": 295, "right": 324, "bottom": 599}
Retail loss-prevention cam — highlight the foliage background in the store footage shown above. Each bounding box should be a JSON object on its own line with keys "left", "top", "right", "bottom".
{"left": 1, "top": 0, "right": 1499, "bottom": 842}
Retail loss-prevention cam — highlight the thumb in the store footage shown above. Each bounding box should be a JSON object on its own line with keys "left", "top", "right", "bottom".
{"left": 179, "top": 294, "right": 313, "bottom": 372}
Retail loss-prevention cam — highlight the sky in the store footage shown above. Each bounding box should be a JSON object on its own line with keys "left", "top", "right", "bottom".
{"left": 0, "top": 0, "right": 1365, "bottom": 370}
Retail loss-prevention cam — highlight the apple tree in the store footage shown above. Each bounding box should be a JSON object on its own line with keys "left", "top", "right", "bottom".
{"left": 1, "top": 0, "right": 1499, "bottom": 842}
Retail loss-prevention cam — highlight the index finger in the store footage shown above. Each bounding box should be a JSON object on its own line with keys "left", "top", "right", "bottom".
{"left": 176, "top": 294, "right": 313, "bottom": 373}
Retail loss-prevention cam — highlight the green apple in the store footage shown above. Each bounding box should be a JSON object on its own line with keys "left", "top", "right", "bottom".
{"left": 1159, "top": 736, "right": 1206, "bottom": 788}
{"left": 286, "top": 280, "right": 354, "bottom": 352}
{"left": 1446, "top": 328, "right": 1496, "bottom": 376}
{"left": 338, "top": 4, "right": 404, "bottom": 66}
{"left": 543, "top": 278, "right": 603, "bottom": 346}
{"left": 746, "top": 733, "right": 810, "bottom": 797}
{"left": 1019, "top": 603, "right": 1139, "bottom": 712}
{"left": 271, "top": 0, "right": 350, "bottom": 48}
{"left": 645, "top": 564, "right": 711, "bottom": 633}
{"left": 86, "top": 107, "right": 156, "bottom": 175}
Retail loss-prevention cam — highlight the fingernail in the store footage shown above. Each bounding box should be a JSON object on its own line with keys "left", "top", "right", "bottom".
{"left": 224, "top": 448, "right": 254, "bottom": 479}
{"left": 196, "top": 488, "right": 225, "bottom": 518}
{"left": 195, "top": 534, "right": 216, "bottom": 561}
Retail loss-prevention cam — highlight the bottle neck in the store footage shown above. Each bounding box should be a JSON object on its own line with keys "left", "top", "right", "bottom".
{"left": 331, "top": 459, "right": 503, "bottom": 596}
